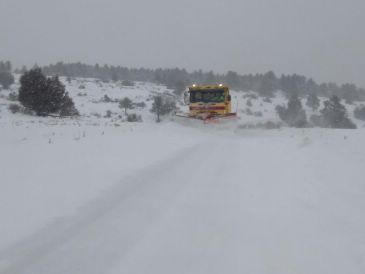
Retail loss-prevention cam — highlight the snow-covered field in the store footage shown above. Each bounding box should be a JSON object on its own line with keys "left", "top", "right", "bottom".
{"left": 0, "top": 77, "right": 365, "bottom": 274}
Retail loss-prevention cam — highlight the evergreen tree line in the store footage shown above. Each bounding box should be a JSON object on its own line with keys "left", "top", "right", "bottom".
{"left": 0, "top": 61, "right": 12, "bottom": 73}
{"left": 7, "top": 66, "right": 174, "bottom": 121}
{"left": 276, "top": 94, "right": 357, "bottom": 129}
{"left": 34, "top": 62, "right": 365, "bottom": 102}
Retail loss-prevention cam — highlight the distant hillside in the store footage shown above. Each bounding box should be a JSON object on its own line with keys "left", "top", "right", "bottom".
{"left": 34, "top": 61, "right": 365, "bottom": 102}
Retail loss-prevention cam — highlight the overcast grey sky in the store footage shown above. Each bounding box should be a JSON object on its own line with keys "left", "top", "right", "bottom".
{"left": 1, "top": 0, "right": 365, "bottom": 86}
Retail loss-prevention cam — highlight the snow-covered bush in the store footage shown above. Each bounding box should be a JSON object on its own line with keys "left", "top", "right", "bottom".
{"left": 101, "top": 94, "right": 114, "bottom": 103}
{"left": 354, "top": 105, "right": 365, "bottom": 121}
{"left": 7, "top": 92, "right": 18, "bottom": 101}
{"left": 263, "top": 121, "right": 281, "bottom": 129}
{"left": 253, "top": 111, "right": 263, "bottom": 117}
{"left": 262, "top": 97, "right": 272, "bottom": 103}
{"left": 8, "top": 103, "right": 21, "bottom": 114}
{"left": 105, "top": 110, "right": 112, "bottom": 118}
{"left": 127, "top": 113, "right": 142, "bottom": 122}
{"left": 121, "top": 80, "right": 135, "bottom": 86}
{"left": 91, "top": 112, "right": 102, "bottom": 118}
{"left": 243, "top": 93, "right": 258, "bottom": 100}
{"left": 133, "top": 102, "right": 146, "bottom": 109}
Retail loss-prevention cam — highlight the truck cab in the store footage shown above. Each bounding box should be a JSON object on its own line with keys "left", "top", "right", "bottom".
{"left": 187, "top": 85, "right": 232, "bottom": 117}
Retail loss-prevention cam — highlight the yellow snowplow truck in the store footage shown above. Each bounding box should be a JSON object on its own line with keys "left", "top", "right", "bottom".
{"left": 176, "top": 85, "right": 237, "bottom": 121}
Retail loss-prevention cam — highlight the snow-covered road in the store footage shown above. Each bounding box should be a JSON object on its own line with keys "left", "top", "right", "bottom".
{"left": 1, "top": 126, "right": 364, "bottom": 274}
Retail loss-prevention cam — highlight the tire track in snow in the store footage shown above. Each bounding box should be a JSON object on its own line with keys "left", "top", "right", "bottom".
{"left": 0, "top": 143, "right": 209, "bottom": 274}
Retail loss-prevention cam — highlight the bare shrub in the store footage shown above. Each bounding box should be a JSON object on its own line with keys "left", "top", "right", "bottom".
{"left": 7, "top": 92, "right": 18, "bottom": 101}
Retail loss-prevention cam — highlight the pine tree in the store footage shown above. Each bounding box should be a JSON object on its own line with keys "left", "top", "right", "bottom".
{"left": 151, "top": 96, "right": 163, "bottom": 122}
{"left": 173, "top": 80, "right": 186, "bottom": 96}
{"left": 20, "top": 66, "right": 27, "bottom": 74}
{"left": 320, "top": 96, "right": 356, "bottom": 128}
{"left": 18, "top": 68, "right": 78, "bottom": 116}
{"left": 258, "top": 71, "right": 277, "bottom": 97}
{"left": 60, "top": 93, "right": 79, "bottom": 116}
{"left": 306, "top": 93, "right": 320, "bottom": 110}
{"left": 306, "top": 78, "right": 319, "bottom": 94}
{"left": 276, "top": 95, "right": 307, "bottom": 127}
{"left": 150, "top": 95, "right": 176, "bottom": 122}
{"left": 0, "top": 71, "right": 15, "bottom": 89}
{"left": 341, "top": 83, "right": 359, "bottom": 104}
{"left": 5, "top": 61, "right": 12, "bottom": 72}
{"left": 226, "top": 71, "right": 240, "bottom": 89}
{"left": 119, "top": 97, "right": 133, "bottom": 115}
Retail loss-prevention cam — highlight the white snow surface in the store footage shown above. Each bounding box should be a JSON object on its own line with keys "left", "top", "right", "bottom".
{"left": 0, "top": 77, "right": 365, "bottom": 274}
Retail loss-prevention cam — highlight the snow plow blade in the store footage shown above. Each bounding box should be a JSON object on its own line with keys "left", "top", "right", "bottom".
{"left": 175, "top": 112, "right": 238, "bottom": 124}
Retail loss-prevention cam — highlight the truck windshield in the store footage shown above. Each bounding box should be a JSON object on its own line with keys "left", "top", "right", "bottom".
{"left": 190, "top": 90, "right": 225, "bottom": 103}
